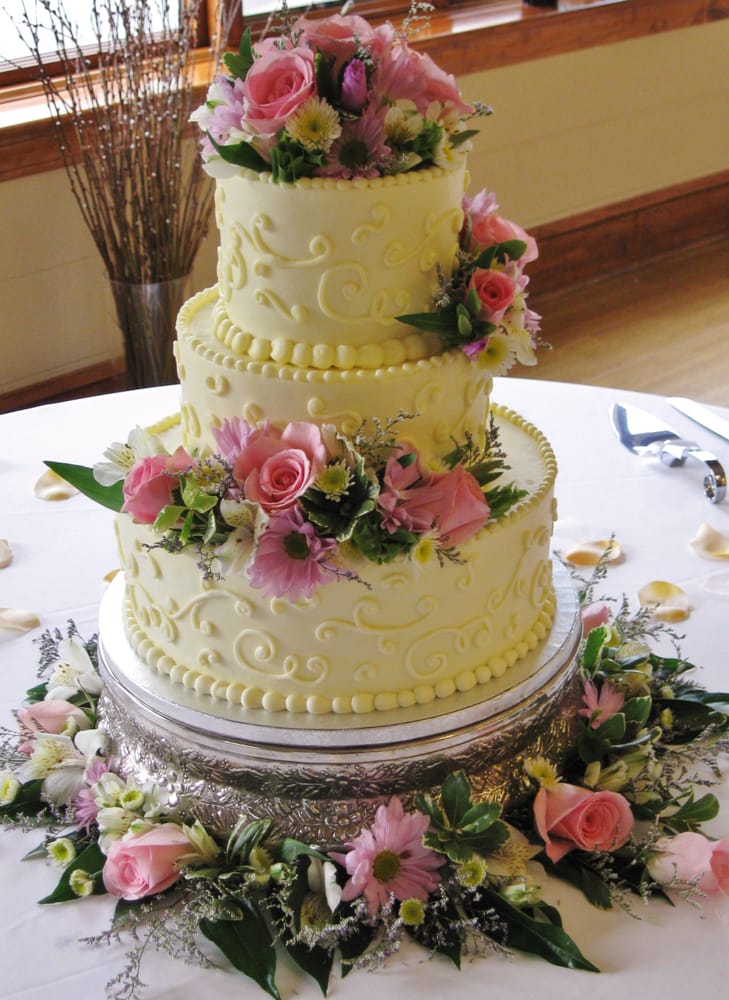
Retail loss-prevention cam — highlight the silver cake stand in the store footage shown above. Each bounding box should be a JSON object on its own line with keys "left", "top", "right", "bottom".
{"left": 98, "top": 562, "right": 582, "bottom": 843}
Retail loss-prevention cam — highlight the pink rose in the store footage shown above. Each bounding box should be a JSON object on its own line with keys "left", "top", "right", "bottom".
{"left": 648, "top": 832, "right": 729, "bottom": 895}
{"left": 463, "top": 189, "right": 538, "bottom": 264}
{"left": 468, "top": 268, "right": 517, "bottom": 323}
{"left": 581, "top": 600, "right": 611, "bottom": 635}
{"left": 408, "top": 47, "right": 472, "bottom": 117}
{"left": 233, "top": 421, "right": 327, "bottom": 515}
{"left": 243, "top": 47, "right": 316, "bottom": 139}
{"left": 121, "top": 449, "right": 192, "bottom": 524}
{"left": 17, "top": 700, "right": 90, "bottom": 754}
{"left": 102, "top": 823, "right": 192, "bottom": 901}
{"left": 534, "top": 782, "right": 634, "bottom": 863}
{"left": 295, "top": 14, "right": 394, "bottom": 67}
{"left": 425, "top": 466, "right": 490, "bottom": 547}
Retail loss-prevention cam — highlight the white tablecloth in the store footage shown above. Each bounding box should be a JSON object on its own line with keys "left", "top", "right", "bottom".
{"left": 2, "top": 379, "right": 729, "bottom": 997}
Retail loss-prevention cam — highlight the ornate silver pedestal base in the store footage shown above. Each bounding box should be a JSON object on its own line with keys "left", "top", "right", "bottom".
{"left": 98, "top": 564, "right": 582, "bottom": 843}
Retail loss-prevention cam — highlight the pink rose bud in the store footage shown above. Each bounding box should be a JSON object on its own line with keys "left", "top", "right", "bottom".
{"left": 648, "top": 831, "right": 729, "bottom": 895}
{"left": 102, "top": 823, "right": 192, "bottom": 901}
{"left": 581, "top": 601, "right": 611, "bottom": 635}
{"left": 341, "top": 58, "right": 368, "bottom": 112}
{"left": 17, "top": 700, "right": 90, "bottom": 754}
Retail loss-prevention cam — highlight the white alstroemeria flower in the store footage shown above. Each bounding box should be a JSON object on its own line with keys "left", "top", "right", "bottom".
{"left": 96, "top": 806, "right": 140, "bottom": 847}
{"left": 486, "top": 823, "right": 542, "bottom": 881}
{"left": 45, "top": 636, "right": 103, "bottom": 701}
{"left": 307, "top": 857, "right": 342, "bottom": 914}
{"left": 510, "top": 325, "right": 538, "bottom": 367}
{"left": 93, "top": 425, "right": 166, "bottom": 486}
{"left": 19, "top": 728, "right": 108, "bottom": 806}
{"left": 0, "top": 770, "right": 21, "bottom": 806}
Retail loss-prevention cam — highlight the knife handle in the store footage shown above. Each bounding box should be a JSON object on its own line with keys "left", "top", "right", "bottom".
{"left": 660, "top": 441, "right": 727, "bottom": 503}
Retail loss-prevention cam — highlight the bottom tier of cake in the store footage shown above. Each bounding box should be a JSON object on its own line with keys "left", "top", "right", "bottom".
{"left": 97, "top": 562, "right": 581, "bottom": 843}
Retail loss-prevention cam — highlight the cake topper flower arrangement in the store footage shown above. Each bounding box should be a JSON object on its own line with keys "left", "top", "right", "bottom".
{"left": 2, "top": 600, "right": 728, "bottom": 998}
{"left": 192, "top": 4, "right": 487, "bottom": 182}
{"left": 47, "top": 414, "right": 526, "bottom": 603}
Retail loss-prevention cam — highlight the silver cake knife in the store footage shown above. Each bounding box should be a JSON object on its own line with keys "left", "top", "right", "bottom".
{"left": 668, "top": 397, "right": 729, "bottom": 443}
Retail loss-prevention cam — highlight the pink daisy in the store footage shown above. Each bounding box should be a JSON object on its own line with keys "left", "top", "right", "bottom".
{"left": 247, "top": 507, "right": 337, "bottom": 602}
{"left": 331, "top": 796, "right": 443, "bottom": 917}
{"left": 318, "top": 107, "right": 390, "bottom": 179}
{"left": 579, "top": 679, "right": 625, "bottom": 730}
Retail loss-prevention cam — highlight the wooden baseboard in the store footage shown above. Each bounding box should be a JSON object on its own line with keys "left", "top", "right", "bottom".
{"left": 529, "top": 169, "right": 729, "bottom": 300}
{"left": 0, "top": 357, "right": 127, "bottom": 415}
{"left": 3, "top": 169, "right": 728, "bottom": 413}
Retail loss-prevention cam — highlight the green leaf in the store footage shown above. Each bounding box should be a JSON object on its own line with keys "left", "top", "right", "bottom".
{"left": 484, "top": 889, "right": 599, "bottom": 972}
{"left": 542, "top": 854, "right": 613, "bottom": 910}
{"left": 581, "top": 624, "right": 611, "bottom": 670}
{"left": 624, "top": 695, "right": 652, "bottom": 727}
{"left": 441, "top": 771, "right": 473, "bottom": 826}
{"left": 223, "top": 27, "right": 256, "bottom": 79}
{"left": 0, "top": 779, "right": 47, "bottom": 820}
{"left": 200, "top": 898, "right": 281, "bottom": 1000}
{"left": 396, "top": 309, "right": 457, "bottom": 335}
{"left": 282, "top": 937, "right": 332, "bottom": 996}
{"left": 665, "top": 792, "right": 720, "bottom": 831}
{"left": 153, "top": 504, "right": 185, "bottom": 532}
{"left": 208, "top": 132, "right": 269, "bottom": 173}
{"left": 38, "top": 840, "right": 107, "bottom": 904}
{"left": 44, "top": 461, "right": 123, "bottom": 512}
{"left": 339, "top": 918, "right": 377, "bottom": 977}
{"left": 280, "top": 838, "right": 330, "bottom": 864}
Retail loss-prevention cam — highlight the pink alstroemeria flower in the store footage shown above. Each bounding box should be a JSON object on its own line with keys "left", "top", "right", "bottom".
{"left": 331, "top": 797, "right": 443, "bottom": 917}
{"left": 578, "top": 679, "right": 625, "bottom": 730}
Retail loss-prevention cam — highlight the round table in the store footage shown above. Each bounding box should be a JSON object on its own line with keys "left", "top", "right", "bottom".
{"left": 2, "top": 379, "right": 728, "bottom": 997}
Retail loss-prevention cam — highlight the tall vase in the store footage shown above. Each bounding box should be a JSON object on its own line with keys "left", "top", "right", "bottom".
{"left": 109, "top": 276, "right": 190, "bottom": 388}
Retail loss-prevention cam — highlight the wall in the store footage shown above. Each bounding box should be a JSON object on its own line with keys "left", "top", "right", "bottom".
{"left": 1, "top": 20, "right": 727, "bottom": 398}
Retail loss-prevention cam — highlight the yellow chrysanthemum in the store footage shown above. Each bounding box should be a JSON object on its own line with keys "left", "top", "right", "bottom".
{"left": 286, "top": 98, "right": 342, "bottom": 152}
{"left": 476, "top": 332, "right": 516, "bottom": 377}
{"left": 524, "top": 756, "right": 560, "bottom": 789}
{"left": 412, "top": 536, "right": 435, "bottom": 565}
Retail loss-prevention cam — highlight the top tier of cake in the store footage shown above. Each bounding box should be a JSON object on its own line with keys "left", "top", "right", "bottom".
{"left": 213, "top": 162, "right": 467, "bottom": 367}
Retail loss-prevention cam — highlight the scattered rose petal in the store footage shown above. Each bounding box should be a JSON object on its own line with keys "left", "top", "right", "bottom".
{"left": 564, "top": 539, "right": 623, "bottom": 566}
{"left": 638, "top": 581, "right": 691, "bottom": 622}
{"left": 702, "top": 572, "right": 729, "bottom": 598}
{"left": 34, "top": 469, "right": 78, "bottom": 501}
{"left": 690, "top": 523, "right": 729, "bottom": 560}
{"left": 0, "top": 539, "right": 12, "bottom": 569}
{"left": 0, "top": 608, "right": 41, "bottom": 632}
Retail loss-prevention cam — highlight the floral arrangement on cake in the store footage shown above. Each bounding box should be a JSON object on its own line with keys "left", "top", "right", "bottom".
{"left": 45, "top": 414, "right": 525, "bottom": 603}
{"left": 2, "top": 591, "right": 728, "bottom": 998}
{"left": 192, "top": 7, "right": 487, "bottom": 183}
{"left": 399, "top": 187, "right": 542, "bottom": 370}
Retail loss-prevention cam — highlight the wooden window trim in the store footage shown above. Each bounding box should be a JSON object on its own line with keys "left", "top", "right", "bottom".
{"left": 1, "top": 0, "right": 727, "bottom": 184}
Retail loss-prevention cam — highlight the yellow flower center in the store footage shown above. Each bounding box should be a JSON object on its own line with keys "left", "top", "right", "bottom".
{"left": 372, "top": 849, "right": 401, "bottom": 883}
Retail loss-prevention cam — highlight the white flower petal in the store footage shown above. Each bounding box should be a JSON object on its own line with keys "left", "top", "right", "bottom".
{"left": 564, "top": 539, "right": 623, "bottom": 567}
{"left": 0, "top": 539, "right": 13, "bottom": 569}
{"left": 690, "top": 523, "right": 729, "bottom": 560}
{"left": 638, "top": 580, "right": 691, "bottom": 622}
{"left": 0, "top": 608, "right": 40, "bottom": 632}
{"left": 34, "top": 469, "right": 78, "bottom": 501}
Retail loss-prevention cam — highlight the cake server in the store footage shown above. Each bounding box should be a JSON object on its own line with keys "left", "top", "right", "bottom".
{"left": 667, "top": 396, "right": 729, "bottom": 444}
{"left": 609, "top": 402, "right": 726, "bottom": 503}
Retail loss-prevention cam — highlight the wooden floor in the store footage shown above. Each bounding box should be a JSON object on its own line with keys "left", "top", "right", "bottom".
{"left": 527, "top": 239, "right": 729, "bottom": 406}
{"left": 25, "top": 238, "right": 729, "bottom": 409}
